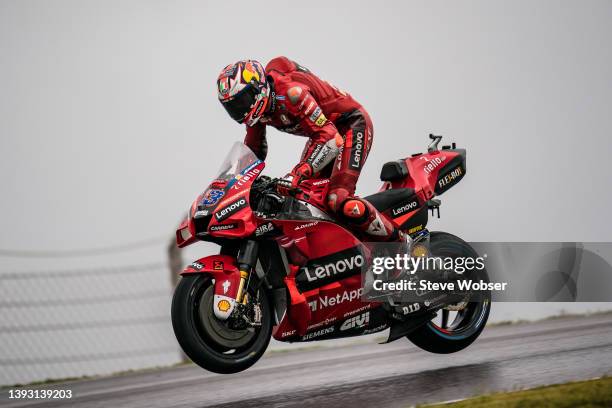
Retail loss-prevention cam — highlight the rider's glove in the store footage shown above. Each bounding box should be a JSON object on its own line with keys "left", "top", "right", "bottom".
{"left": 276, "top": 162, "right": 313, "bottom": 196}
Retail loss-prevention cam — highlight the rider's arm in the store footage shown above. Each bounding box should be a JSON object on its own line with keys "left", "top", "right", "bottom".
{"left": 244, "top": 122, "right": 268, "bottom": 161}
{"left": 287, "top": 87, "right": 342, "bottom": 178}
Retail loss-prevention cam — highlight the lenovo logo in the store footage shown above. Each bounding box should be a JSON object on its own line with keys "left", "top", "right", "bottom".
{"left": 304, "top": 254, "right": 364, "bottom": 282}
{"left": 215, "top": 198, "right": 247, "bottom": 221}
{"left": 349, "top": 131, "right": 365, "bottom": 170}
{"left": 391, "top": 200, "right": 418, "bottom": 217}
{"left": 296, "top": 246, "right": 365, "bottom": 291}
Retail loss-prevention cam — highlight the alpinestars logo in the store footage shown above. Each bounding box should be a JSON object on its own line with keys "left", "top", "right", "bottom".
{"left": 215, "top": 198, "right": 247, "bottom": 221}
{"left": 296, "top": 246, "right": 365, "bottom": 291}
{"left": 340, "top": 312, "right": 370, "bottom": 331}
{"left": 349, "top": 131, "right": 365, "bottom": 170}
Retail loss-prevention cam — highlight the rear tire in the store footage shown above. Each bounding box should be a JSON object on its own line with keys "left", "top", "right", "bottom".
{"left": 171, "top": 274, "right": 272, "bottom": 373}
{"left": 407, "top": 231, "right": 491, "bottom": 354}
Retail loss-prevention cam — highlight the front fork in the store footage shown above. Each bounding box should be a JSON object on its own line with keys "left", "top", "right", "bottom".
{"left": 235, "top": 240, "right": 259, "bottom": 305}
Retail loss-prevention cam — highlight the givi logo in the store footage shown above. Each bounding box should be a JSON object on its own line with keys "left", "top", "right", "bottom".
{"left": 340, "top": 312, "right": 370, "bottom": 331}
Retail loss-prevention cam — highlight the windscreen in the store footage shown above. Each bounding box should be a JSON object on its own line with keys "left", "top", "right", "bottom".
{"left": 214, "top": 142, "right": 260, "bottom": 182}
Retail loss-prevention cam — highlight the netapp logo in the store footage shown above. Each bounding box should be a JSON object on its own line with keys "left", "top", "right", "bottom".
{"left": 349, "top": 131, "right": 365, "bottom": 169}
{"left": 340, "top": 312, "right": 370, "bottom": 331}
{"left": 308, "top": 288, "right": 363, "bottom": 312}
{"left": 296, "top": 247, "right": 365, "bottom": 291}
{"left": 215, "top": 198, "right": 247, "bottom": 221}
{"left": 391, "top": 200, "right": 419, "bottom": 217}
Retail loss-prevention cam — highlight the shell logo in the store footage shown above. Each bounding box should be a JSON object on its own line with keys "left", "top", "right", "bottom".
{"left": 411, "top": 244, "right": 429, "bottom": 258}
{"left": 217, "top": 299, "right": 231, "bottom": 312}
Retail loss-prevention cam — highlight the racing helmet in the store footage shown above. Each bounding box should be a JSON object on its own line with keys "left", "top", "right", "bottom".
{"left": 217, "top": 60, "right": 270, "bottom": 126}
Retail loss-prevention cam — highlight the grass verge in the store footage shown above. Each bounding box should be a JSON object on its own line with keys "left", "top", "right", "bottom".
{"left": 422, "top": 377, "right": 612, "bottom": 408}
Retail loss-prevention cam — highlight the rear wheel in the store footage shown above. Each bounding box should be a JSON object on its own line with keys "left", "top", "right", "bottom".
{"left": 171, "top": 274, "right": 272, "bottom": 373}
{"left": 407, "top": 231, "right": 491, "bottom": 353}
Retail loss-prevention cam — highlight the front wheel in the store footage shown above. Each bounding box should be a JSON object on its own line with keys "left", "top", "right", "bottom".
{"left": 171, "top": 274, "right": 272, "bottom": 374}
{"left": 407, "top": 231, "right": 491, "bottom": 353}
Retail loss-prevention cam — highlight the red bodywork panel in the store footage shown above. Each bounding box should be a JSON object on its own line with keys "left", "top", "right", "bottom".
{"left": 175, "top": 142, "right": 466, "bottom": 342}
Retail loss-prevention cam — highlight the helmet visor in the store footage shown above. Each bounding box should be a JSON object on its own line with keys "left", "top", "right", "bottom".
{"left": 220, "top": 84, "right": 259, "bottom": 123}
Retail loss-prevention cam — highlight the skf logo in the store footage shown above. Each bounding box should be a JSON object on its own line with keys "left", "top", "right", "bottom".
{"left": 213, "top": 260, "right": 224, "bottom": 271}
{"left": 340, "top": 312, "right": 370, "bottom": 331}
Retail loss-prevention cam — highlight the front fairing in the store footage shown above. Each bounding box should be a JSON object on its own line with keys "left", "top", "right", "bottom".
{"left": 189, "top": 143, "right": 264, "bottom": 239}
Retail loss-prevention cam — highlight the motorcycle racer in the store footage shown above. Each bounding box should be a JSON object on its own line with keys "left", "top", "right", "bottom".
{"left": 217, "top": 57, "right": 399, "bottom": 241}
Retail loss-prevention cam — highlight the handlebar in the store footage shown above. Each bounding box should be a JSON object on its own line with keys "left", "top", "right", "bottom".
{"left": 252, "top": 176, "right": 302, "bottom": 196}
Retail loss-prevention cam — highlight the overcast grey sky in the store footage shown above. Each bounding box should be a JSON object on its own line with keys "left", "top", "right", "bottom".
{"left": 1, "top": 0, "right": 611, "bottom": 273}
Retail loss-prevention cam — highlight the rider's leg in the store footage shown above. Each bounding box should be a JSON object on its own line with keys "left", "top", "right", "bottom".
{"left": 326, "top": 110, "right": 400, "bottom": 241}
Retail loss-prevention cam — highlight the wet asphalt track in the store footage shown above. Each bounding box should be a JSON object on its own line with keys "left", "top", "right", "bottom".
{"left": 2, "top": 314, "right": 612, "bottom": 408}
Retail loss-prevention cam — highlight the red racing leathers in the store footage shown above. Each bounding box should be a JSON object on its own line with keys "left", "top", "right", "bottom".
{"left": 244, "top": 56, "right": 397, "bottom": 240}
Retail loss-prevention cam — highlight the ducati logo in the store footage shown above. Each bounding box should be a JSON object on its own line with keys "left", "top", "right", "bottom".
{"left": 222, "top": 280, "right": 231, "bottom": 294}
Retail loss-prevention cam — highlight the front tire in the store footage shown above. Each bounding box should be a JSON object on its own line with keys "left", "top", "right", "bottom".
{"left": 407, "top": 231, "right": 491, "bottom": 354}
{"left": 171, "top": 274, "right": 272, "bottom": 374}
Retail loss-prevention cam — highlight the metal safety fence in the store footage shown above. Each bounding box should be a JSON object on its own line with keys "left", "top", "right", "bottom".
{"left": 0, "top": 262, "right": 181, "bottom": 386}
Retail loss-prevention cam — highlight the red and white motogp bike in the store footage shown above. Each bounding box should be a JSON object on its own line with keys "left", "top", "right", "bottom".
{"left": 172, "top": 134, "right": 490, "bottom": 373}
